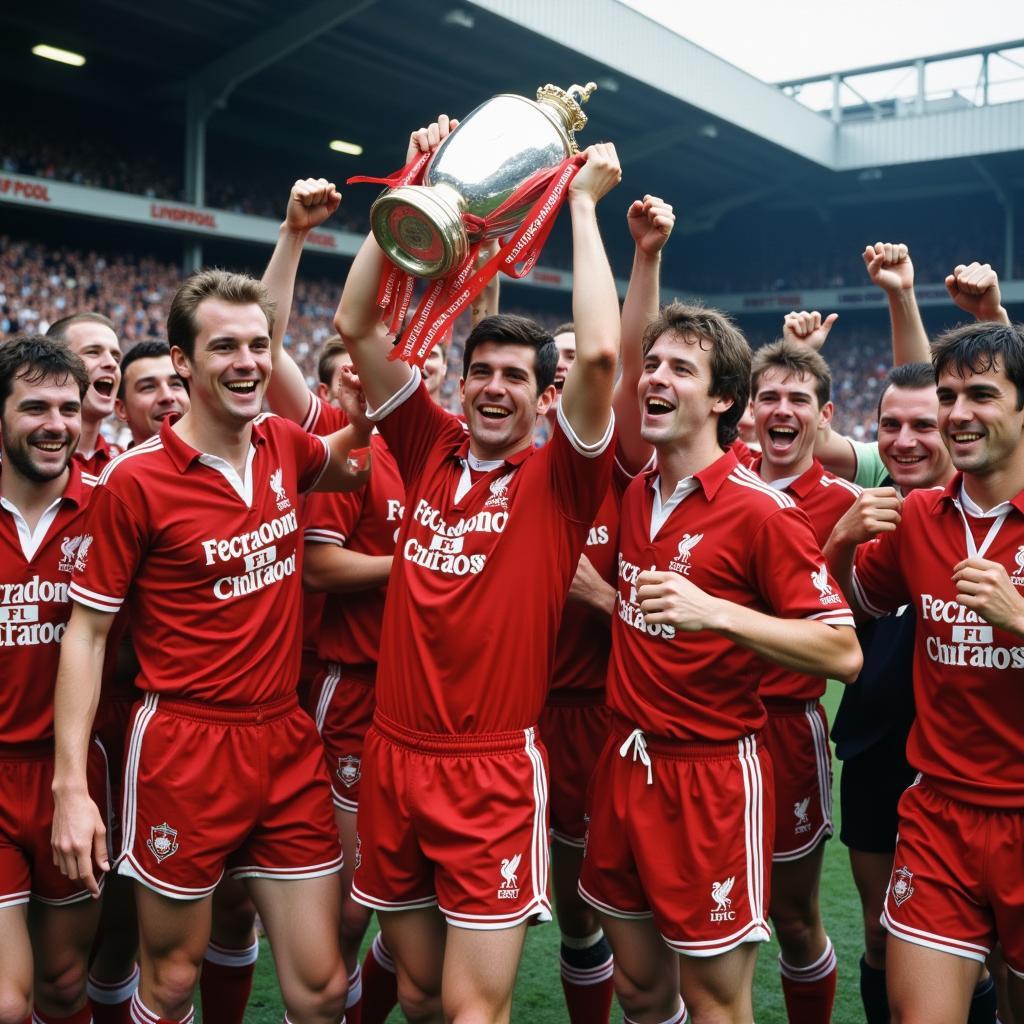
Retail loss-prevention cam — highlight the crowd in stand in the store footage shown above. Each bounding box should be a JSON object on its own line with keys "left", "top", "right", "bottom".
{"left": 0, "top": 233, "right": 893, "bottom": 437}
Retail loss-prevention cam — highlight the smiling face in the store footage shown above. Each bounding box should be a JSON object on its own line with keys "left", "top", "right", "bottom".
{"left": 63, "top": 321, "right": 121, "bottom": 424}
{"left": 753, "top": 367, "right": 831, "bottom": 479}
{"left": 550, "top": 331, "right": 576, "bottom": 411}
{"left": 937, "top": 357, "right": 1024, "bottom": 479}
{"left": 171, "top": 298, "right": 272, "bottom": 428}
{"left": 459, "top": 341, "right": 554, "bottom": 459}
{"left": 116, "top": 355, "right": 190, "bottom": 444}
{"left": 1, "top": 372, "right": 81, "bottom": 483}
{"left": 877, "top": 385, "right": 951, "bottom": 491}
{"left": 638, "top": 331, "right": 732, "bottom": 450}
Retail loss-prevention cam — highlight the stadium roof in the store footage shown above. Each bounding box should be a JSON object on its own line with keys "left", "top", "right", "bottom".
{"left": 3, "top": 0, "right": 1023, "bottom": 235}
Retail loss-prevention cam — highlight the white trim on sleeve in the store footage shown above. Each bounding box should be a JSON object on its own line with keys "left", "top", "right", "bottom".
{"left": 366, "top": 367, "right": 420, "bottom": 423}
{"left": 555, "top": 402, "right": 614, "bottom": 459}
{"left": 303, "top": 528, "right": 348, "bottom": 547}
{"left": 69, "top": 582, "right": 123, "bottom": 613}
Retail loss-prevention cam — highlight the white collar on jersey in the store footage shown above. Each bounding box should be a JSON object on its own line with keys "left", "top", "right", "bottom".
{"left": 958, "top": 481, "right": 1014, "bottom": 519}
{"left": 0, "top": 494, "right": 64, "bottom": 561}
{"left": 648, "top": 474, "right": 700, "bottom": 542}
{"left": 766, "top": 473, "right": 800, "bottom": 491}
{"left": 454, "top": 452, "right": 507, "bottom": 503}
{"left": 197, "top": 444, "right": 258, "bottom": 506}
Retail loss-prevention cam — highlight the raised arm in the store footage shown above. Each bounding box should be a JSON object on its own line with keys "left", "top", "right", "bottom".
{"left": 780, "top": 309, "right": 859, "bottom": 479}
{"left": 263, "top": 178, "right": 342, "bottom": 422}
{"left": 613, "top": 194, "right": 675, "bottom": 472}
{"left": 558, "top": 143, "right": 622, "bottom": 446}
{"left": 51, "top": 603, "right": 114, "bottom": 895}
{"left": 945, "top": 262, "right": 1011, "bottom": 326}
{"left": 335, "top": 117, "right": 457, "bottom": 410}
{"left": 863, "top": 241, "right": 929, "bottom": 365}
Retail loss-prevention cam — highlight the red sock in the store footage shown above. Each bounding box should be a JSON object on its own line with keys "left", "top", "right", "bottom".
{"left": 88, "top": 965, "right": 139, "bottom": 1024}
{"left": 31, "top": 1007, "right": 93, "bottom": 1024}
{"left": 129, "top": 991, "right": 195, "bottom": 1024}
{"left": 199, "top": 938, "right": 258, "bottom": 1024}
{"left": 360, "top": 933, "right": 399, "bottom": 1024}
{"left": 780, "top": 938, "right": 838, "bottom": 1024}
{"left": 559, "top": 933, "right": 615, "bottom": 1024}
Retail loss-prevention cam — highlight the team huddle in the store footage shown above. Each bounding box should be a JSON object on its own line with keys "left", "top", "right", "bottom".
{"left": 1, "top": 115, "right": 1022, "bottom": 1024}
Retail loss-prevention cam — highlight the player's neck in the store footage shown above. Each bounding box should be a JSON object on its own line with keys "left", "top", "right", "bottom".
{"left": 468, "top": 433, "right": 531, "bottom": 465}
{"left": 172, "top": 407, "right": 254, "bottom": 475}
{"left": 78, "top": 418, "right": 101, "bottom": 458}
{"left": 0, "top": 464, "right": 69, "bottom": 528}
{"left": 758, "top": 451, "right": 813, "bottom": 484}
{"left": 962, "top": 460, "right": 1024, "bottom": 512}
{"left": 655, "top": 434, "right": 724, "bottom": 501}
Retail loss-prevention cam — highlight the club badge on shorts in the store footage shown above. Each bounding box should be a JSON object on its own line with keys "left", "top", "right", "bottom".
{"left": 147, "top": 822, "right": 180, "bottom": 863}
{"left": 891, "top": 865, "right": 915, "bottom": 906}
{"left": 337, "top": 755, "right": 361, "bottom": 788}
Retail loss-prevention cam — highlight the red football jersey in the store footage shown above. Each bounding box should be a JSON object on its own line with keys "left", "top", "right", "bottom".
{"left": 550, "top": 483, "right": 621, "bottom": 695}
{"left": 69, "top": 414, "right": 329, "bottom": 705}
{"left": 74, "top": 433, "right": 122, "bottom": 483}
{"left": 0, "top": 462, "right": 92, "bottom": 744}
{"left": 304, "top": 433, "right": 406, "bottom": 673}
{"left": 853, "top": 476, "right": 1024, "bottom": 807}
{"left": 301, "top": 392, "right": 348, "bottom": 436}
{"left": 609, "top": 450, "right": 855, "bottom": 741}
{"left": 370, "top": 373, "right": 614, "bottom": 733}
{"left": 753, "top": 458, "right": 861, "bottom": 700}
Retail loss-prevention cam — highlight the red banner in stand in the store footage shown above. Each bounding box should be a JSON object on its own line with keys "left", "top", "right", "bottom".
{"left": 348, "top": 153, "right": 584, "bottom": 368}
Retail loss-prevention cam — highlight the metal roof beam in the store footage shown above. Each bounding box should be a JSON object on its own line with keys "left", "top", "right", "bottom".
{"left": 189, "top": 0, "right": 379, "bottom": 108}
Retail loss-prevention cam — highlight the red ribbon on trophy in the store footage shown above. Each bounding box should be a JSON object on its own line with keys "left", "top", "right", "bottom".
{"left": 348, "top": 153, "right": 584, "bottom": 367}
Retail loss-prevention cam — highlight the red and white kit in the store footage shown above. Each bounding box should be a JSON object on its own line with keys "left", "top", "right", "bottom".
{"left": 853, "top": 477, "right": 1024, "bottom": 974}
{"left": 578, "top": 450, "right": 855, "bottom": 956}
{"left": 305, "top": 431, "right": 405, "bottom": 811}
{"left": 538, "top": 482, "right": 620, "bottom": 847}
{"left": 0, "top": 461, "right": 109, "bottom": 907}
{"left": 70, "top": 414, "right": 343, "bottom": 898}
{"left": 351, "top": 371, "right": 614, "bottom": 928}
{"left": 75, "top": 432, "right": 121, "bottom": 483}
{"left": 753, "top": 458, "right": 860, "bottom": 862}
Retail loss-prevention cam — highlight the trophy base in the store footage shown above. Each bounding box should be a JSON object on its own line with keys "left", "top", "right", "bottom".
{"left": 371, "top": 185, "right": 469, "bottom": 279}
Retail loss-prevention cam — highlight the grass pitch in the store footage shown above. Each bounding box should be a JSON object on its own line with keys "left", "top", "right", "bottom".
{"left": 232, "top": 681, "right": 865, "bottom": 1021}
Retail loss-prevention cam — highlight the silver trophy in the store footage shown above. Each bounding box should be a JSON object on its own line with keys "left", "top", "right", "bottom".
{"left": 371, "top": 82, "right": 598, "bottom": 279}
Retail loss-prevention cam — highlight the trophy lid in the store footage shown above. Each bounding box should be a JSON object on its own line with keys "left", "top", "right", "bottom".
{"left": 536, "top": 82, "right": 597, "bottom": 152}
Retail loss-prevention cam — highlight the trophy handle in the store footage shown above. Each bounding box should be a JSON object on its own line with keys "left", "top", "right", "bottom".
{"left": 536, "top": 82, "right": 598, "bottom": 153}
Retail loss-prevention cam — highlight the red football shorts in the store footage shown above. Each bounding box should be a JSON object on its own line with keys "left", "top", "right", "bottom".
{"left": 761, "top": 699, "right": 833, "bottom": 862}
{"left": 578, "top": 717, "right": 774, "bottom": 957}
{"left": 308, "top": 663, "right": 375, "bottom": 813}
{"left": 0, "top": 739, "right": 109, "bottom": 907}
{"left": 351, "top": 711, "right": 552, "bottom": 930}
{"left": 537, "top": 695, "right": 611, "bottom": 847}
{"left": 118, "top": 692, "right": 342, "bottom": 899}
{"left": 883, "top": 777, "right": 1024, "bottom": 976}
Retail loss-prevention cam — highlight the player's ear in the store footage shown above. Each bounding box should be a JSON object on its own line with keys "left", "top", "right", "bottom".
{"left": 169, "top": 345, "right": 192, "bottom": 380}
{"left": 819, "top": 400, "right": 834, "bottom": 430}
{"left": 536, "top": 383, "right": 557, "bottom": 417}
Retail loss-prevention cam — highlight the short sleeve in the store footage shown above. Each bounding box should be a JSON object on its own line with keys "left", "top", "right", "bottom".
{"left": 749, "top": 505, "right": 856, "bottom": 626}
{"left": 852, "top": 527, "right": 910, "bottom": 619}
{"left": 69, "top": 487, "right": 146, "bottom": 614}
{"left": 851, "top": 440, "right": 889, "bottom": 489}
{"left": 304, "top": 488, "right": 364, "bottom": 548}
{"left": 276, "top": 417, "right": 330, "bottom": 493}
{"left": 371, "top": 371, "right": 464, "bottom": 485}
{"left": 547, "top": 404, "right": 615, "bottom": 526}
{"left": 301, "top": 392, "right": 349, "bottom": 437}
